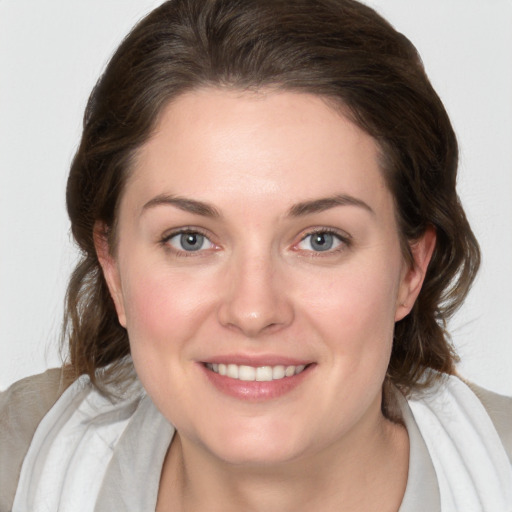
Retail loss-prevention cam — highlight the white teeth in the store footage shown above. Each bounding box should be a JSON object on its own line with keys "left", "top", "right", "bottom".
{"left": 226, "top": 364, "right": 238, "bottom": 379}
{"left": 206, "top": 362, "right": 308, "bottom": 381}
{"left": 255, "top": 366, "right": 273, "bottom": 382}
{"left": 295, "top": 365, "right": 306, "bottom": 375}
{"left": 272, "top": 365, "right": 285, "bottom": 379}
{"left": 285, "top": 366, "right": 296, "bottom": 377}
{"left": 239, "top": 365, "right": 256, "bottom": 381}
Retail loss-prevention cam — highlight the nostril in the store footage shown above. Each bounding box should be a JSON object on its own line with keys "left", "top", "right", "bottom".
{"left": 217, "top": 295, "right": 295, "bottom": 337}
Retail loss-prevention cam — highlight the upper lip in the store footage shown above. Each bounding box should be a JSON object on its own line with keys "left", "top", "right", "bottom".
{"left": 201, "top": 354, "right": 313, "bottom": 367}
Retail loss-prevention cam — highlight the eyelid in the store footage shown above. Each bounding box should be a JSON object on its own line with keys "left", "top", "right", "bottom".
{"left": 158, "top": 225, "right": 351, "bottom": 257}
{"left": 160, "top": 226, "right": 219, "bottom": 256}
{"left": 292, "top": 227, "right": 352, "bottom": 254}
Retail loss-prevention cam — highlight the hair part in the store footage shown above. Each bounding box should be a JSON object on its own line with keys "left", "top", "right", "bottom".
{"left": 64, "top": 0, "right": 480, "bottom": 396}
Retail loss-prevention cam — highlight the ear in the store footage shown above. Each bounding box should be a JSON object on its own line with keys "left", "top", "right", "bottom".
{"left": 93, "top": 222, "right": 127, "bottom": 327}
{"left": 395, "top": 225, "right": 436, "bottom": 322}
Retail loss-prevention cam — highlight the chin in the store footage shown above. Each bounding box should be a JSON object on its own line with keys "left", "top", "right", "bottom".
{"left": 211, "top": 442, "right": 305, "bottom": 467}
{"left": 197, "top": 418, "right": 310, "bottom": 467}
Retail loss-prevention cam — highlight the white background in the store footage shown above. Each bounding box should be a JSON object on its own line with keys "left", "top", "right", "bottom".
{"left": 1, "top": 0, "right": 511, "bottom": 393}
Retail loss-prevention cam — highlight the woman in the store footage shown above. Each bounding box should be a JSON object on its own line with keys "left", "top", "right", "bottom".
{"left": 1, "top": 0, "right": 511, "bottom": 510}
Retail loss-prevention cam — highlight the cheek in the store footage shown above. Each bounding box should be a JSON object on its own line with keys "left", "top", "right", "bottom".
{"left": 120, "top": 267, "right": 218, "bottom": 411}
{"left": 302, "top": 261, "right": 400, "bottom": 336}
{"left": 298, "top": 256, "right": 401, "bottom": 384}
{"left": 121, "top": 266, "right": 213, "bottom": 354}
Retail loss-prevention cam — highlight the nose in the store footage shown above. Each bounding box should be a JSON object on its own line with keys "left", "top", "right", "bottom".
{"left": 217, "top": 251, "right": 294, "bottom": 338}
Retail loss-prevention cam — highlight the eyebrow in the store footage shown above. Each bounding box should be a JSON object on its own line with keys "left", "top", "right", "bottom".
{"left": 287, "top": 194, "right": 375, "bottom": 217}
{"left": 141, "top": 192, "right": 374, "bottom": 218}
{"left": 141, "top": 194, "right": 221, "bottom": 218}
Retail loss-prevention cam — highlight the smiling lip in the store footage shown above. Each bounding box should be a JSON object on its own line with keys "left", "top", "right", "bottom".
{"left": 199, "top": 355, "right": 315, "bottom": 401}
{"left": 203, "top": 354, "right": 312, "bottom": 367}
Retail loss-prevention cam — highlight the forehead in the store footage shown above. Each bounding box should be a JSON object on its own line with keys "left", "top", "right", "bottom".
{"left": 124, "top": 88, "right": 390, "bottom": 217}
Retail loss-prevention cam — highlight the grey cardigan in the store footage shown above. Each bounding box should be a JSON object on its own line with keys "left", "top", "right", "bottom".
{"left": 1, "top": 369, "right": 511, "bottom": 511}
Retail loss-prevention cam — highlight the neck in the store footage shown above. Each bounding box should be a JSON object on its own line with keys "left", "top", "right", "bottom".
{"left": 157, "top": 401, "right": 409, "bottom": 512}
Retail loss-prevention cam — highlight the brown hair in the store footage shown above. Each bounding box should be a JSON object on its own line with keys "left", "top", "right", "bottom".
{"left": 64, "top": 0, "right": 480, "bottom": 394}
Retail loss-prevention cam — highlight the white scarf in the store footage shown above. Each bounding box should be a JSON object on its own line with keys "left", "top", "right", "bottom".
{"left": 13, "top": 374, "right": 512, "bottom": 511}
{"left": 407, "top": 376, "right": 512, "bottom": 511}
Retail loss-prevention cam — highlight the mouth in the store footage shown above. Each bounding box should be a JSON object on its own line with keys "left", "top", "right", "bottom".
{"left": 200, "top": 360, "right": 314, "bottom": 401}
{"left": 204, "top": 362, "right": 308, "bottom": 382}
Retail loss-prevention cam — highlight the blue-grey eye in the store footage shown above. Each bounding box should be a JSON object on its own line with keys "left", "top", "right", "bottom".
{"left": 298, "top": 232, "right": 343, "bottom": 252}
{"left": 168, "top": 232, "right": 214, "bottom": 252}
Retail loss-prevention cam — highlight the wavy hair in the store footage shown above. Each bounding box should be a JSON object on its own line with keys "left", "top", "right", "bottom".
{"left": 64, "top": 0, "right": 480, "bottom": 395}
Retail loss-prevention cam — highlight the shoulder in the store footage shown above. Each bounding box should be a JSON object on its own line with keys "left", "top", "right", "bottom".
{"left": 0, "top": 368, "right": 73, "bottom": 511}
{"left": 465, "top": 380, "right": 512, "bottom": 463}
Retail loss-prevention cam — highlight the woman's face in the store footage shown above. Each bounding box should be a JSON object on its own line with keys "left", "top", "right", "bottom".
{"left": 100, "top": 88, "right": 429, "bottom": 465}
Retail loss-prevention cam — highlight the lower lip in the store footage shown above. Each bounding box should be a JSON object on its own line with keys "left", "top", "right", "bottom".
{"left": 200, "top": 363, "right": 314, "bottom": 401}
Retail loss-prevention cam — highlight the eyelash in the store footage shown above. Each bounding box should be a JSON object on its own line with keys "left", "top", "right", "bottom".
{"left": 159, "top": 227, "right": 351, "bottom": 257}
{"left": 294, "top": 228, "right": 351, "bottom": 256}
{"left": 160, "top": 227, "right": 217, "bottom": 257}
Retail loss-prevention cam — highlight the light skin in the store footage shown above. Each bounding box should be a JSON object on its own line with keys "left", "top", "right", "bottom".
{"left": 96, "top": 88, "right": 436, "bottom": 511}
